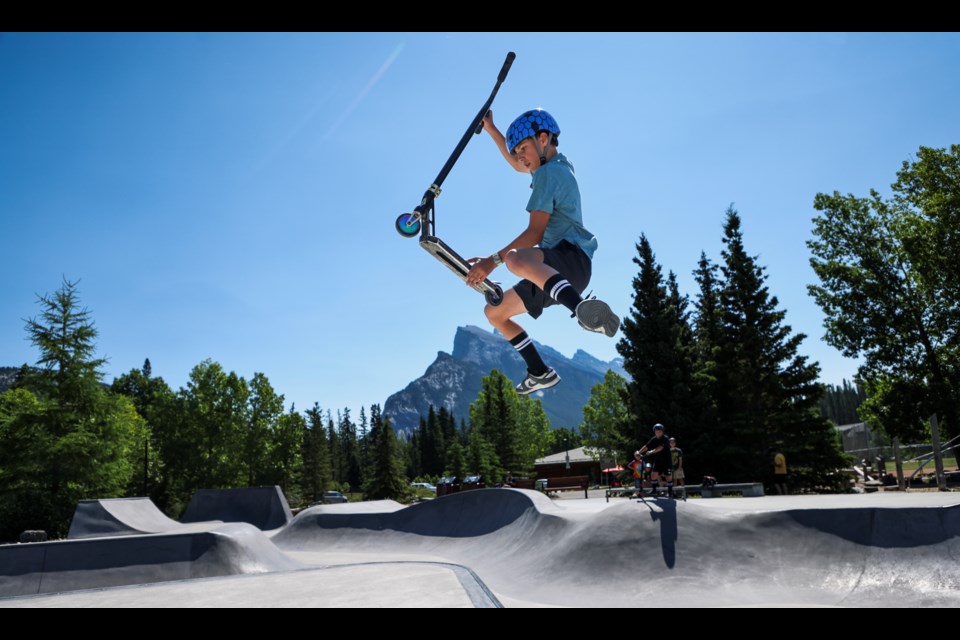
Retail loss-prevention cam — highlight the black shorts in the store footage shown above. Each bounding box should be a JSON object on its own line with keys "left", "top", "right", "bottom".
{"left": 651, "top": 460, "right": 672, "bottom": 475}
{"left": 514, "top": 240, "right": 592, "bottom": 319}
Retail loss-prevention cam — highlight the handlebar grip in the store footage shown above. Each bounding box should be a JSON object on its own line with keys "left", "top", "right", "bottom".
{"left": 498, "top": 52, "right": 516, "bottom": 82}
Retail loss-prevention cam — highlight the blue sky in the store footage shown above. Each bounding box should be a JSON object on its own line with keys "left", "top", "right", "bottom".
{"left": 3, "top": 33, "right": 959, "bottom": 417}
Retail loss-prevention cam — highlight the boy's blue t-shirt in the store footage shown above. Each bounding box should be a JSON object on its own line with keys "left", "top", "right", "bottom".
{"left": 526, "top": 152, "right": 598, "bottom": 259}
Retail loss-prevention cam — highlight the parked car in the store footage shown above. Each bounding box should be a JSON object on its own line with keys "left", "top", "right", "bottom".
{"left": 320, "top": 490, "right": 348, "bottom": 504}
{"left": 410, "top": 482, "right": 437, "bottom": 493}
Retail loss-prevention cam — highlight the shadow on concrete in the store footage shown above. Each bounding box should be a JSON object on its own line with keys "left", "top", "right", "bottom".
{"left": 788, "top": 505, "right": 960, "bottom": 548}
{"left": 638, "top": 498, "right": 678, "bottom": 568}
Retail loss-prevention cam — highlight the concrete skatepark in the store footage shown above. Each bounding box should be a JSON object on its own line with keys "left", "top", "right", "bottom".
{"left": 2, "top": 487, "right": 960, "bottom": 607}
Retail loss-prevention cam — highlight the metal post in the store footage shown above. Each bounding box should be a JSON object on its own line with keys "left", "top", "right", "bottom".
{"left": 931, "top": 414, "right": 948, "bottom": 491}
{"left": 893, "top": 437, "right": 905, "bottom": 491}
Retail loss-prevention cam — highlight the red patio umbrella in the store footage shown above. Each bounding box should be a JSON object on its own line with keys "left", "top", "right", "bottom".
{"left": 602, "top": 466, "right": 624, "bottom": 486}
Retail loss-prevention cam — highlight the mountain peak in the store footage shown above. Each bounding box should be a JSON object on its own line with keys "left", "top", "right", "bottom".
{"left": 384, "top": 326, "right": 628, "bottom": 433}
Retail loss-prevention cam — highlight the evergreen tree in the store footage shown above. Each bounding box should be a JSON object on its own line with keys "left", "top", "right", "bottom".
{"left": 358, "top": 406, "right": 369, "bottom": 478}
{"left": 445, "top": 441, "right": 468, "bottom": 480}
{"left": 470, "top": 370, "right": 519, "bottom": 472}
{"left": 337, "top": 408, "right": 362, "bottom": 491}
{"left": 684, "top": 253, "right": 727, "bottom": 478}
{"left": 1, "top": 279, "right": 146, "bottom": 539}
{"left": 362, "top": 418, "right": 408, "bottom": 501}
{"left": 394, "top": 430, "right": 413, "bottom": 484}
{"left": 438, "top": 406, "right": 457, "bottom": 455}
{"left": 469, "top": 369, "right": 549, "bottom": 475}
{"left": 408, "top": 417, "right": 424, "bottom": 479}
{"left": 616, "top": 235, "right": 698, "bottom": 463}
{"left": 818, "top": 379, "right": 867, "bottom": 425}
{"left": 421, "top": 405, "right": 446, "bottom": 476}
{"left": 326, "top": 410, "right": 340, "bottom": 486}
{"left": 363, "top": 404, "right": 383, "bottom": 478}
{"left": 466, "top": 427, "right": 501, "bottom": 482}
{"left": 713, "top": 208, "right": 847, "bottom": 489}
{"left": 23, "top": 279, "right": 106, "bottom": 397}
{"left": 301, "top": 403, "right": 333, "bottom": 503}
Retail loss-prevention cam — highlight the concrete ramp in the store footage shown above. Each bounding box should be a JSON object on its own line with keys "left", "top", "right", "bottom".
{"left": 274, "top": 489, "right": 557, "bottom": 548}
{"left": 274, "top": 491, "right": 960, "bottom": 607}
{"left": 0, "top": 523, "right": 301, "bottom": 598}
{"left": 6, "top": 490, "right": 960, "bottom": 606}
{"left": 181, "top": 486, "right": 293, "bottom": 531}
{"left": 68, "top": 498, "right": 190, "bottom": 539}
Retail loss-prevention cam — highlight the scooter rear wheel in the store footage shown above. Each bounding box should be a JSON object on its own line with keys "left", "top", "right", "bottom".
{"left": 485, "top": 284, "right": 504, "bottom": 307}
{"left": 396, "top": 213, "right": 421, "bottom": 238}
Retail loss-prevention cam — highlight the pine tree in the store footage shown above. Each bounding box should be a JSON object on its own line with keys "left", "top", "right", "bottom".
{"left": 358, "top": 406, "right": 369, "bottom": 478}
{"left": 337, "top": 408, "right": 362, "bottom": 491}
{"left": 445, "top": 441, "right": 468, "bottom": 480}
{"left": 301, "top": 403, "right": 333, "bottom": 503}
{"left": 469, "top": 369, "right": 549, "bottom": 475}
{"left": 2, "top": 279, "right": 145, "bottom": 538}
{"left": 713, "top": 208, "right": 847, "bottom": 489}
{"left": 420, "top": 405, "right": 446, "bottom": 476}
{"left": 326, "top": 410, "right": 340, "bottom": 486}
{"left": 818, "top": 379, "right": 867, "bottom": 425}
{"left": 363, "top": 418, "right": 408, "bottom": 501}
{"left": 466, "top": 427, "right": 501, "bottom": 482}
{"left": 409, "top": 416, "right": 425, "bottom": 478}
{"left": 617, "top": 235, "right": 698, "bottom": 462}
{"left": 438, "top": 406, "right": 457, "bottom": 455}
{"left": 364, "top": 404, "right": 383, "bottom": 476}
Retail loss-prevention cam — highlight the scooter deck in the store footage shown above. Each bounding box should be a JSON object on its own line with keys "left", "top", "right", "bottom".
{"left": 420, "top": 235, "right": 503, "bottom": 305}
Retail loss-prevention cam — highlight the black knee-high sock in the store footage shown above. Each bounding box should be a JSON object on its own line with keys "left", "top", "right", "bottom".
{"left": 544, "top": 274, "right": 583, "bottom": 313}
{"left": 509, "top": 331, "right": 548, "bottom": 376}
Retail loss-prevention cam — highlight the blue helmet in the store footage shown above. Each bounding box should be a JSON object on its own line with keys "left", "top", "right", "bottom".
{"left": 505, "top": 109, "right": 560, "bottom": 154}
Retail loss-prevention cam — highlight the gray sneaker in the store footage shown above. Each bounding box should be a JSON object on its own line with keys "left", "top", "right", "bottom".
{"left": 575, "top": 298, "right": 620, "bottom": 337}
{"left": 515, "top": 368, "right": 561, "bottom": 395}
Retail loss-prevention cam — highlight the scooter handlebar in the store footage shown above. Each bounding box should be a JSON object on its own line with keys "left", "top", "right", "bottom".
{"left": 498, "top": 52, "right": 516, "bottom": 83}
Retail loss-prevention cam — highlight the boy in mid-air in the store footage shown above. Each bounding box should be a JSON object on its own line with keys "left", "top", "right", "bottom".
{"left": 466, "top": 109, "right": 619, "bottom": 395}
